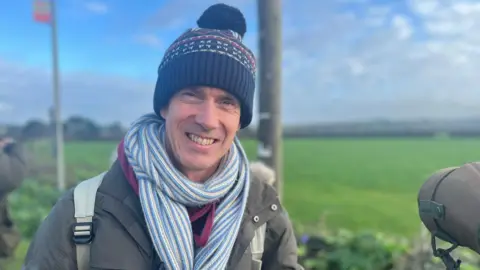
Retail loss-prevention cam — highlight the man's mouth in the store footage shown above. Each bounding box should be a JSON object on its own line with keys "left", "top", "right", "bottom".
{"left": 186, "top": 132, "right": 217, "bottom": 146}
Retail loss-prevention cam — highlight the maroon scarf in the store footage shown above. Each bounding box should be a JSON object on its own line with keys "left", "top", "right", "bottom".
{"left": 116, "top": 139, "right": 215, "bottom": 247}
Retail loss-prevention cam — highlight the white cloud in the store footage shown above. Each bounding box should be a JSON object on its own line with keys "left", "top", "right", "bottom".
{"left": 452, "top": 2, "right": 480, "bottom": 15}
{"left": 84, "top": 1, "right": 108, "bottom": 14}
{"left": 134, "top": 34, "right": 163, "bottom": 49}
{"left": 0, "top": 102, "right": 12, "bottom": 112}
{"left": 408, "top": 0, "right": 440, "bottom": 16}
{"left": 0, "top": 59, "right": 153, "bottom": 125}
{"left": 392, "top": 15, "right": 413, "bottom": 40}
{"left": 268, "top": 0, "right": 480, "bottom": 124}
{"left": 365, "top": 5, "right": 391, "bottom": 26}
{"left": 346, "top": 59, "right": 365, "bottom": 76}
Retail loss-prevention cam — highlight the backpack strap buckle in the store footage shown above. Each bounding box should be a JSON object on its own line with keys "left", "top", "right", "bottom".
{"left": 72, "top": 218, "right": 94, "bottom": 245}
{"left": 73, "top": 172, "right": 106, "bottom": 270}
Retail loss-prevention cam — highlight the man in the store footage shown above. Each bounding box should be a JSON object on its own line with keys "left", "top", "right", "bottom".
{"left": 0, "top": 137, "right": 26, "bottom": 259}
{"left": 23, "top": 3, "right": 301, "bottom": 269}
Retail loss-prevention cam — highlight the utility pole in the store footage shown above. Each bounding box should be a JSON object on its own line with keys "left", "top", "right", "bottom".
{"left": 256, "top": 0, "right": 283, "bottom": 201}
{"left": 51, "top": 0, "right": 65, "bottom": 191}
{"left": 34, "top": 0, "right": 65, "bottom": 190}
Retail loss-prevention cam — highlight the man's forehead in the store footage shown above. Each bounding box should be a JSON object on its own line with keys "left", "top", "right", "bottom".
{"left": 191, "top": 86, "right": 236, "bottom": 99}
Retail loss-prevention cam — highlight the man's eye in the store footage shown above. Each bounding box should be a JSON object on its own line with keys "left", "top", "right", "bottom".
{"left": 221, "top": 98, "right": 238, "bottom": 108}
{"left": 182, "top": 91, "right": 196, "bottom": 97}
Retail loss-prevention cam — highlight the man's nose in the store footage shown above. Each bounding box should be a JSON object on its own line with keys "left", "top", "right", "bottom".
{"left": 195, "top": 100, "right": 219, "bottom": 130}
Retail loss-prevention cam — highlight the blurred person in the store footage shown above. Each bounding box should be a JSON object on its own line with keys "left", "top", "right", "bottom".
{"left": 23, "top": 3, "right": 301, "bottom": 270}
{"left": 0, "top": 136, "right": 26, "bottom": 259}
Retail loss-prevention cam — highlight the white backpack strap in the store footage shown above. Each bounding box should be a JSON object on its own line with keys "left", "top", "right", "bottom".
{"left": 251, "top": 223, "right": 267, "bottom": 264}
{"left": 73, "top": 172, "right": 106, "bottom": 270}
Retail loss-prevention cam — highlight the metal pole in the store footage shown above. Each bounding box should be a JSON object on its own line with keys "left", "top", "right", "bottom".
{"left": 49, "top": 106, "right": 56, "bottom": 158}
{"left": 256, "top": 0, "right": 283, "bottom": 201}
{"left": 50, "top": 0, "right": 65, "bottom": 191}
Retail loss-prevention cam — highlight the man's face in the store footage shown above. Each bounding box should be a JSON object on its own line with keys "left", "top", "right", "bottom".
{"left": 161, "top": 86, "right": 241, "bottom": 182}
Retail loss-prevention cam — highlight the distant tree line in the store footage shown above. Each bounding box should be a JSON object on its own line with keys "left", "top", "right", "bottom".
{"left": 281, "top": 118, "right": 480, "bottom": 138}
{"left": 2, "top": 116, "right": 125, "bottom": 142}
{"left": 3, "top": 116, "right": 480, "bottom": 142}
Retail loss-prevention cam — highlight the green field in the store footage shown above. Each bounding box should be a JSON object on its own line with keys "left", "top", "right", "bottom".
{"left": 31, "top": 138, "right": 480, "bottom": 238}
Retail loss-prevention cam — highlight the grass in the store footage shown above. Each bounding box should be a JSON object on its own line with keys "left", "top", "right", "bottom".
{"left": 267, "top": 138, "right": 480, "bottom": 237}
{"left": 0, "top": 241, "right": 30, "bottom": 269}
{"left": 42, "top": 138, "right": 480, "bottom": 237}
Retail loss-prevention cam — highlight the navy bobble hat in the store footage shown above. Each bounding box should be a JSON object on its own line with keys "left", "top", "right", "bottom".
{"left": 153, "top": 3, "right": 257, "bottom": 129}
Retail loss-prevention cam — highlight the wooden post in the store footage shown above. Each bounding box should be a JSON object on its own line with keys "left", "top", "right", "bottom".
{"left": 256, "top": 0, "right": 283, "bottom": 201}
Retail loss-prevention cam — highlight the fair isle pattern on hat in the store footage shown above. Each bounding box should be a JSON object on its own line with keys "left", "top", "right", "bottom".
{"left": 190, "top": 27, "right": 243, "bottom": 41}
{"left": 158, "top": 28, "right": 256, "bottom": 78}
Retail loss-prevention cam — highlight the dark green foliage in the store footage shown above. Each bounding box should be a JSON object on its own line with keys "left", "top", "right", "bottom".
{"left": 8, "top": 179, "right": 60, "bottom": 238}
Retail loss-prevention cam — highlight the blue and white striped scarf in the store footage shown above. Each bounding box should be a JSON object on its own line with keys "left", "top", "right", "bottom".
{"left": 124, "top": 113, "right": 250, "bottom": 270}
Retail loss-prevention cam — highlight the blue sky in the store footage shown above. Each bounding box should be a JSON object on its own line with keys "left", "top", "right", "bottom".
{"left": 2, "top": 0, "right": 480, "bottom": 126}
{"left": 0, "top": 0, "right": 218, "bottom": 79}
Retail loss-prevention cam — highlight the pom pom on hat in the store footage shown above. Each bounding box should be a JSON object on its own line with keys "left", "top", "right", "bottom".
{"left": 196, "top": 3, "right": 247, "bottom": 38}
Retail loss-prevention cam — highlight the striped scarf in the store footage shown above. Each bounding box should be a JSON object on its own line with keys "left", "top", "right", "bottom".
{"left": 123, "top": 113, "right": 250, "bottom": 270}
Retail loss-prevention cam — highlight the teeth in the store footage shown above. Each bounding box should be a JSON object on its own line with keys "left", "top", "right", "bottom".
{"left": 187, "top": 133, "right": 215, "bottom": 146}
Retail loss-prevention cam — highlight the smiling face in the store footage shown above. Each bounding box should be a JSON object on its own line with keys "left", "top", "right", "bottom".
{"left": 160, "top": 86, "right": 241, "bottom": 182}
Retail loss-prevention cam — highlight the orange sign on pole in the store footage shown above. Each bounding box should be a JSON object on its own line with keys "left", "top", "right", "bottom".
{"left": 33, "top": 0, "right": 51, "bottom": 23}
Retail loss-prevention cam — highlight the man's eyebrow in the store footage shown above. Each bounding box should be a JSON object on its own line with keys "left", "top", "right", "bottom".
{"left": 219, "top": 92, "right": 237, "bottom": 100}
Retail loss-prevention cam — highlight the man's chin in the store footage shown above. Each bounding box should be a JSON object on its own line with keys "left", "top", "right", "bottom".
{"left": 182, "top": 161, "right": 218, "bottom": 172}
{"left": 176, "top": 156, "right": 222, "bottom": 182}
